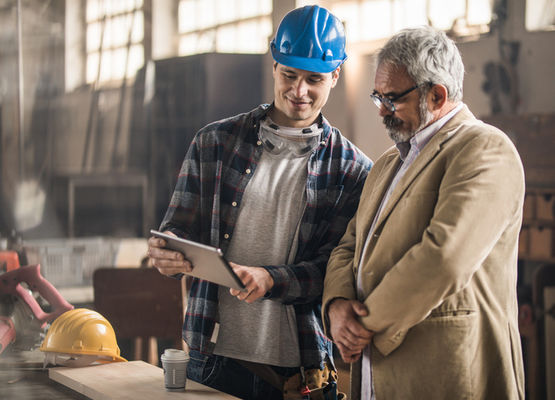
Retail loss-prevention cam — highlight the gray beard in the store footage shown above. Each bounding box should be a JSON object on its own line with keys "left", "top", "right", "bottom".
{"left": 386, "top": 96, "right": 435, "bottom": 144}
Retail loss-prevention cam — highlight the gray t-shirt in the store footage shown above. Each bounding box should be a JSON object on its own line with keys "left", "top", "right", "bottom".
{"left": 213, "top": 133, "right": 313, "bottom": 367}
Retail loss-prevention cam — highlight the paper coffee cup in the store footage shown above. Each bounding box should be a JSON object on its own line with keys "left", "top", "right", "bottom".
{"left": 161, "top": 349, "right": 189, "bottom": 391}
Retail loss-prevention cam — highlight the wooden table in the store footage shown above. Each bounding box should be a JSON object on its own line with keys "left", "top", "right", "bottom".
{"left": 49, "top": 361, "right": 239, "bottom": 399}
{"left": 0, "top": 367, "right": 89, "bottom": 399}
{"left": 0, "top": 349, "right": 88, "bottom": 399}
{"left": 0, "top": 349, "right": 238, "bottom": 399}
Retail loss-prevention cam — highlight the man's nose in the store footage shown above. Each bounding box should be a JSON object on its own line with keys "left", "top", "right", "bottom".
{"left": 293, "top": 79, "right": 308, "bottom": 97}
{"left": 378, "top": 104, "right": 393, "bottom": 117}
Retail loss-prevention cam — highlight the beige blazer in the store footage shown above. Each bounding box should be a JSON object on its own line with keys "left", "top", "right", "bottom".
{"left": 323, "top": 106, "right": 525, "bottom": 399}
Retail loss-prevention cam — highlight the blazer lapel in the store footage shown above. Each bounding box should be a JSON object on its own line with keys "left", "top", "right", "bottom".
{"left": 373, "top": 106, "right": 475, "bottom": 231}
{"left": 357, "top": 150, "right": 401, "bottom": 249}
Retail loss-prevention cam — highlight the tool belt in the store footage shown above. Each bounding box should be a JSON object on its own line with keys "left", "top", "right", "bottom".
{"left": 235, "top": 359, "right": 347, "bottom": 400}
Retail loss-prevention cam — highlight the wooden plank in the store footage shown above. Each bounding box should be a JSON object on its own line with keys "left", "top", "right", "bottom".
{"left": 49, "top": 360, "right": 239, "bottom": 399}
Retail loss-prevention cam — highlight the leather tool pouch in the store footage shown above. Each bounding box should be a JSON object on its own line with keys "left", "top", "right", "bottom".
{"left": 283, "top": 365, "right": 346, "bottom": 400}
{"left": 236, "top": 358, "right": 346, "bottom": 400}
{"left": 305, "top": 381, "right": 339, "bottom": 400}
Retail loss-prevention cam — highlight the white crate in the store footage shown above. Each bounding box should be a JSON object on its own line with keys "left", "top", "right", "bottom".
{"left": 22, "top": 237, "right": 120, "bottom": 288}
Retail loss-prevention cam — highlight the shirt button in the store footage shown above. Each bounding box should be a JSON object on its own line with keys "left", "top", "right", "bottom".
{"left": 232, "top": 201, "right": 238, "bottom": 207}
{"left": 224, "top": 234, "right": 230, "bottom": 239}
{"left": 245, "top": 168, "right": 252, "bottom": 174}
{"left": 256, "top": 140, "right": 262, "bottom": 146}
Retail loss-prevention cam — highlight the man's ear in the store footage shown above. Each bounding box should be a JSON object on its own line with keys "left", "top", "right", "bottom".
{"left": 331, "top": 67, "right": 341, "bottom": 88}
{"left": 429, "top": 84, "right": 448, "bottom": 110}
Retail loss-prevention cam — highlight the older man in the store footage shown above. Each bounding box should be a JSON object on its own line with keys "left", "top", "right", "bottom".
{"left": 323, "top": 26, "right": 525, "bottom": 399}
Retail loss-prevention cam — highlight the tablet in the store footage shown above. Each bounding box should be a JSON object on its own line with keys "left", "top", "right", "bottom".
{"left": 150, "top": 230, "right": 245, "bottom": 291}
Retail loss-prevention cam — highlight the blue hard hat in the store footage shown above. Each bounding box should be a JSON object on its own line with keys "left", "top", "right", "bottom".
{"left": 270, "top": 5, "right": 347, "bottom": 73}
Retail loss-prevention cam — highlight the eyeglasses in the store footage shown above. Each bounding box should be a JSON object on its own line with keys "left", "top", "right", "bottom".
{"left": 370, "top": 84, "right": 421, "bottom": 113}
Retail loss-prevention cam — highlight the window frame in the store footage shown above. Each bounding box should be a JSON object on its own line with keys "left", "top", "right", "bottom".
{"left": 85, "top": 0, "right": 146, "bottom": 86}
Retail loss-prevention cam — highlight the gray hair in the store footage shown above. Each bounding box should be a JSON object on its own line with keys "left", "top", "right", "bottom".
{"left": 377, "top": 26, "right": 464, "bottom": 102}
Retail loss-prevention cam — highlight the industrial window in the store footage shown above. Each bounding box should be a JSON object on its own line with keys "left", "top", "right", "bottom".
{"left": 177, "top": 0, "right": 273, "bottom": 55}
{"left": 300, "top": 0, "right": 491, "bottom": 45}
{"left": 86, "top": 0, "right": 144, "bottom": 84}
{"left": 526, "top": 0, "right": 555, "bottom": 31}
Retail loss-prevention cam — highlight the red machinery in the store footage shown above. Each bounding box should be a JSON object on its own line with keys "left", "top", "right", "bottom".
{"left": 0, "top": 258, "right": 73, "bottom": 354}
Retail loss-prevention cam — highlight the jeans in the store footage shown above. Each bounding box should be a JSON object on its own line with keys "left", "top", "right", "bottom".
{"left": 187, "top": 350, "right": 300, "bottom": 400}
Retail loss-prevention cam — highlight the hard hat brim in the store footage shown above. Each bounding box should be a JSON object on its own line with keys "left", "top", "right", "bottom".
{"left": 40, "top": 346, "right": 127, "bottom": 363}
{"left": 271, "top": 45, "right": 346, "bottom": 74}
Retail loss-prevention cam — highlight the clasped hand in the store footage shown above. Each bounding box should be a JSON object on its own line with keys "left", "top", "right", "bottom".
{"left": 328, "top": 298, "right": 374, "bottom": 363}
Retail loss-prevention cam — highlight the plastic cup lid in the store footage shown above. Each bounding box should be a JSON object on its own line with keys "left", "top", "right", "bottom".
{"left": 161, "top": 349, "right": 189, "bottom": 361}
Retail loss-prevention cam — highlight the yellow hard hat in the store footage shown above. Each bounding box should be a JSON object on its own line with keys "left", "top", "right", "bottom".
{"left": 40, "top": 308, "right": 126, "bottom": 363}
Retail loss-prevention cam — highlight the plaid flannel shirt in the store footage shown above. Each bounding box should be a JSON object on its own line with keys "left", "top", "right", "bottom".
{"left": 160, "top": 104, "right": 372, "bottom": 369}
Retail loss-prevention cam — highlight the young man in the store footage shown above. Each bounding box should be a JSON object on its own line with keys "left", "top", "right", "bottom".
{"left": 323, "top": 26, "right": 525, "bottom": 399}
{"left": 148, "top": 6, "right": 372, "bottom": 399}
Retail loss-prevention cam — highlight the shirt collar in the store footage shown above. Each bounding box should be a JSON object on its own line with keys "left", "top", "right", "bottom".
{"left": 397, "top": 103, "right": 463, "bottom": 161}
{"left": 257, "top": 102, "right": 331, "bottom": 146}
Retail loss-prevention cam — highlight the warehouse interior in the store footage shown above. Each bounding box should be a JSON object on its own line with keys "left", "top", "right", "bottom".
{"left": 0, "top": 0, "right": 554, "bottom": 398}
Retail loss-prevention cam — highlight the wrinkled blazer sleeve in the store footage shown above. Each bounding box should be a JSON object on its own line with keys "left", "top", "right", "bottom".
{"left": 321, "top": 156, "right": 388, "bottom": 337}
{"left": 322, "top": 208, "right": 359, "bottom": 338}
